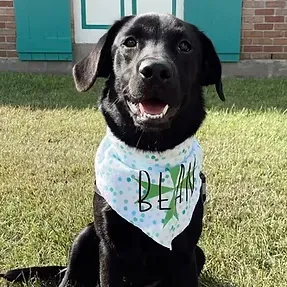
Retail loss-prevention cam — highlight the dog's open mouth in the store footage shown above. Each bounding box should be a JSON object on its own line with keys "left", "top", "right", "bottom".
{"left": 128, "top": 99, "right": 169, "bottom": 120}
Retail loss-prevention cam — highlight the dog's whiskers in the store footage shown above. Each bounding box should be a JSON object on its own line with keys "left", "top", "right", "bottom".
{"left": 122, "top": 85, "right": 129, "bottom": 94}
{"left": 136, "top": 131, "right": 144, "bottom": 149}
{"left": 111, "top": 98, "right": 120, "bottom": 106}
{"left": 122, "top": 85, "right": 132, "bottom": 99}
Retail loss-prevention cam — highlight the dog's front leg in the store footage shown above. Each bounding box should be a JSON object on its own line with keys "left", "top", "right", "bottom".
{"left": 168, "top": 230, "right": 201, "bottom": 287}
{"left": 99, "top": 241, "right": 124, "bottom": 287}
{"left": 181, "top": 251, "right": 199, "bottom": 287}
{"left": 165, "top": 250, "right": 198, "bottom": 287}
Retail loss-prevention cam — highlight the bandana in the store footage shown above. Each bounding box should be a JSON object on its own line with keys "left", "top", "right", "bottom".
{"left": 95, "top": 128, "right": 203, "bottom": 250}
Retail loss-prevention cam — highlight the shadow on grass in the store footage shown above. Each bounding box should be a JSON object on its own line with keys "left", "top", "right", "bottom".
{"left": 0, "top": 72, "right": 102, "bottom": 110}
{"left": 200, "top": 273, "right": 238, "bottom": 287}
{"left": 2, "top": 275, "right": 238, "bottom": 287}
{"left": 205, "top": 78, "right": 287, "bottom": 113}
{"left": 0, "top": 72, "right": 286, "bottom": 112}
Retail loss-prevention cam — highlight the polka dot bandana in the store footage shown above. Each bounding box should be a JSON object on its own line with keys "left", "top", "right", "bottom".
{"left": 95, "top": 128, "right": 203, "bottom": 250}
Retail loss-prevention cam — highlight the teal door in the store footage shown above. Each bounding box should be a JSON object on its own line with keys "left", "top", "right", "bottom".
{"left": 184, "top": 0, "right": 243, "bottom": 62}
{"left": 14, "top": 0, "right": 72, "bottom": 61}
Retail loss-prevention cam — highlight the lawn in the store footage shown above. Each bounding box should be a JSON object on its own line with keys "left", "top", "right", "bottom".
{"left": 0, "top": 72, "right": 286, "bottom": 287}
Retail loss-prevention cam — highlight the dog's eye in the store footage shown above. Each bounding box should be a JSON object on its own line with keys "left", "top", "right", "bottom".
{"left": 123, "top": 37, "right": 137, "bottom": 48}
{"left": 178, "top": 40, "right": 192, "bottom": 53}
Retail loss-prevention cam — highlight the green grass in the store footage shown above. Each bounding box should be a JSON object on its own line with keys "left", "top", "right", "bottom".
{"left": 0, "top": 72, "right": 287, "bottom": 287}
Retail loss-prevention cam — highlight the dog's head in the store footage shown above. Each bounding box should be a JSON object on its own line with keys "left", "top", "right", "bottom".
{"left": 73, "top": 13, "right": 224, "bottom": 151}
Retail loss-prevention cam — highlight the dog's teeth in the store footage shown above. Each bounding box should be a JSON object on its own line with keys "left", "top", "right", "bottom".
{"left": 162, "top": 105, "right": 169, "bottom": 115}
{"left": 129, "top": 101, "right": 169, "bottom": 120}
{"left": 145, "top": 114, "right": 160, "bottom": 119}
{"left": 128, "top": 102, "right": 139, "bottom": 113}
{"left": 141, "top": 107, "right": 169, "bottom": 119}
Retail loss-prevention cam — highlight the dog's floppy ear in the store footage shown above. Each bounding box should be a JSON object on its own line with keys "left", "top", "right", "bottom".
{"left": 199, "top": 31, "right": 225, "bottom": 101}
{"left": 73, "top": 16, "right": 134, "bottom": 92}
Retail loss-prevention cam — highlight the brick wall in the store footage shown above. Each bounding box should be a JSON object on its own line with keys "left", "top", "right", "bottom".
{"left": 1, "top": 1, "right": 287, "bottom": 61}
{"left": 0, "top": 0, "right": 16, "bottom": 58}
{"left": 242, "top": 0, "right": 287, "bottom": 59}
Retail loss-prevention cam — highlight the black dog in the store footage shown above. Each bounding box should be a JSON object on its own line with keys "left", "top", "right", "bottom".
{"left": 1, "top": 13, "right": 224, "bottom": 287}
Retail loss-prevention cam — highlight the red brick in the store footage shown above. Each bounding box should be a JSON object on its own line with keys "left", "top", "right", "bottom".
{"left": 0, "top": 22, "right": 4, "bottom": 28}
{"left": 6, "top": 50, "right": 17, "bottom": 57}
{"left": 242, "top": 8, "right": 255, "bottom": 15}
{"left": 264, "top": 30, "right": 285, "bottom": 37}
{"left": 253, "top": 38, "right": 273, "bottom": 45}
{"left": 0, "top": 1, "right": 13, "bottom": 7}
{"left": 244, "top": 31, "right": 264, "bottom": 38}
{"left": 284, "top": 46, "right": 287, "bottom": 52}
{"left": 243, "top": 16, "right": 264, "bottom": 23}
{"left": 275, "top": 23, "right": 287, "bottom": 30}
{"left": 251, "top": 53, "right": 272, "bottom": 59}
{"left": 243, "top": 45, "right": 263, "bottom": 52}
{"left": 254, "top": 23, "right": 274, "bottom": 30}
{"left": 241, "top": 38, "right": 252, "bottom": 45}
{"left": 0, "top": 50, "right": 6, "bottom": 57}
{"left": 265, "top": 16, "right": 284, "bottom": 22}
{"left": 273, "top": 38, "right": 287, "bottom": 45}
{"left": 272, "top": 53, "right": 287, "bottom": 59}
{"left": 266, "top": 1, "right": 286, "bottom": 8}
{"left": 0, "top": 29, "right": 15, "bottom": 35}
{"left": 263, "top": 45, "right": 283, "bottom": 52}
{"left": 0, "top": 36, "right": 5, "bottom": 42}
{"left": 255, "top": 1, "right": 266, "bottom": 8}
{"left": 5, "top": 22, "right": 15, "bottom": 29}
{"left": 241, "top": 53, "right": 252, "bottom": 60}
{"left": 244, "top": 2, "right": 255, "bottom": 8}
{"left": 275, "top": 8, "right": 287, "bottom": 15}
{"left": 0, "top": 42, "right": 15, "bottom": 50}
{"left": 0, "top": 7, "right": 14, "bottom": 15}
{"left": 0, "top": 15, "right": 14, "bottom": 21}
{"left": 244, "top": 1, "right": 265, "bottom": 8}
{"left": 255, "top": 9, "right": 274, "bottom": 15}
{"left": 242, "top": 23, "right": 254, "bottom": 30}
{"left": 6, "top": 35, "right": 15, "bottom": 43}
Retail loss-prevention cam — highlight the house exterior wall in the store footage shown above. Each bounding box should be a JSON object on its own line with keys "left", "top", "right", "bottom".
{"left": 73, "top": 0, "right": 184, "bottom": 44}
{"left": 0, "top": 0, "right": 16, "bottom": 58}
{"left": 1, "top": 0, "right": 287, "bottom": 61}
{"left": 241, "top": 0, "right": 287, "bottom": 59}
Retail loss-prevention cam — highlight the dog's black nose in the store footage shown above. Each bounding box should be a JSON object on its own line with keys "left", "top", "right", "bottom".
{"left": 139, "top": 59, "right": 173, "bottom": 82}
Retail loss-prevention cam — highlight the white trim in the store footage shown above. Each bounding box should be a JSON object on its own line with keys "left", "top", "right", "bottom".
{"left": 176, "top": 0, "right": 184, "bottom": 20}
{"left": 125, "top": 0, "right": 133, "bottom": 15}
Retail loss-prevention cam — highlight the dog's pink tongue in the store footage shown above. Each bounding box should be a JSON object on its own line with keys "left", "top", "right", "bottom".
{"left": 139, "top": 100, "right": 166, "bottom": 115}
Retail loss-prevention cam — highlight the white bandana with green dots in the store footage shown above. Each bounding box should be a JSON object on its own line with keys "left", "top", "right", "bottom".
{"left": 95, "top": 128, "right": 203, "bottom": 250}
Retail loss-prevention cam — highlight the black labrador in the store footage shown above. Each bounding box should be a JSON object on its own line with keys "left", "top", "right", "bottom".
{"left": 1, "top": 13, "right": 224, "bottom": 287}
